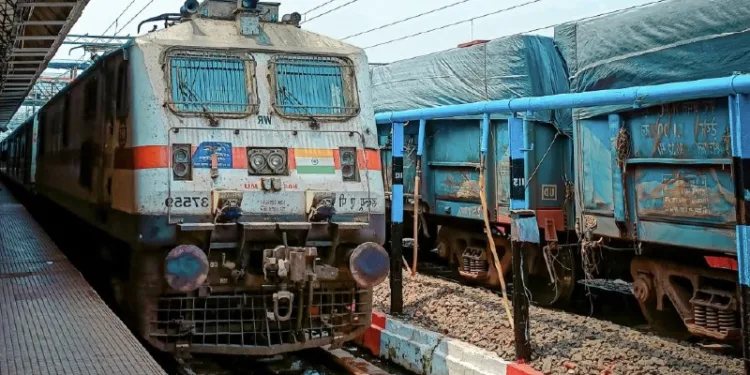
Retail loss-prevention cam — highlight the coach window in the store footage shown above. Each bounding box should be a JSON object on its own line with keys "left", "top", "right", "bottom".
{"left": 38, "top": 110, "right": 46, "bottom": 157}
{"left": 84, "top": 76, "right": 98, "bottom": 120}
{"left": 116, "top": 60, "right": 129, "bottom": 117}
{"left": 269, "top": 54, "right": 359, "bottom": 120}
{"left": 166, "top": 49, "right": 258, "bottom": 116}
{"left": 61, "top": 95, "right": 71, "bottom": 147}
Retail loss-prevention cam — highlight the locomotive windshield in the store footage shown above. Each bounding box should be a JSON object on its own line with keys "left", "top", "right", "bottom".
{"left": 270, "top": 55, "right": 359, "bottom": 120}
{"left": 167, "top": 49, "right": 258, "bottom": 115}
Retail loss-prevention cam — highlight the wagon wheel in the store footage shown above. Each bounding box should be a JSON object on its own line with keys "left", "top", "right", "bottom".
{"left": 632, "top": 272, "right": 691, "bottom": 340}
{"left": 522, "top": 243, "right": 576, "bottom": 307}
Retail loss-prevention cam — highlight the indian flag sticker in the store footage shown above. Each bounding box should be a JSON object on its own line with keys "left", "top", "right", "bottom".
{"left": 295, "top": 148, "right": 336, "bottom": 174}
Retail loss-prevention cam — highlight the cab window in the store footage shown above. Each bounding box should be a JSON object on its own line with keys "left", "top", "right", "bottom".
{"left": 270, "top": 55, "right": 359, "bottom": 119}
{"left": 167, "top": 49, "right": 257, "bottom": 116}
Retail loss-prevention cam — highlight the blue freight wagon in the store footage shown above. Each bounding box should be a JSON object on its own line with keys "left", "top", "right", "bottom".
{"left": 554, "top": 0, "right": 750, "bottom": 342}
{"left": 372, "top": 34, "right": 577, "bottom": 305}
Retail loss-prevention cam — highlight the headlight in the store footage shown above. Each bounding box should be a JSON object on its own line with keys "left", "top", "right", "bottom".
{"left": 268, "top": 153, "right": 285, "bottom": 172}
{"left": 250, "top": 153, "right": 267, "bottom": 171}
{"left": 247, "top": 148, "right": 288, "bottom": 175}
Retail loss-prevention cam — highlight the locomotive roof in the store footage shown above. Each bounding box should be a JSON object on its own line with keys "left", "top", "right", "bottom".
{"left": 1, "top": 10, "right": 366, "bottom": 143}
{"left": 135, "top": 17, "right": 363, "bottom": 57}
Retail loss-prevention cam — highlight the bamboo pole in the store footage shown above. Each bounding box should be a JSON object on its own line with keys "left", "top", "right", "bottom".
{"left": 411, "top": 161, "right": 421, "bottom": 276}
{"left": 479, "top": 167, "right": 514, "bottom": 329}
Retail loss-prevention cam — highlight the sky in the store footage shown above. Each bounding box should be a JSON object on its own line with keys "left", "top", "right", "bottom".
{"left": 54, "top": 0, "right": 658, "bottom": 64}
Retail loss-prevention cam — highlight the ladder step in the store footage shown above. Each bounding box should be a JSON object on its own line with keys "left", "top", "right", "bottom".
{"left": 210, "top": 242, "right": 239, "bottom": 250}
{"left": 335, "top": 222, "right": 369, "bottom": 230}
{"left": 178, "top": 223, "right": 216, "bottom": 232}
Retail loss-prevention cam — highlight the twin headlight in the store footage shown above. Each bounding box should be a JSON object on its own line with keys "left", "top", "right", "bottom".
{"left": 248, "top": 148, "right": 288, "bottom": 175}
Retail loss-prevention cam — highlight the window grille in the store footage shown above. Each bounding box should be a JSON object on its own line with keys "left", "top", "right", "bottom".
{"left": 168, "top": 51, "right": 256, "bottom": 115}
{"left": 151, "top": 285, "right": 370, "bottom": 350}
{"left": 271, "top": 55, "right": 358, "bottom": 118}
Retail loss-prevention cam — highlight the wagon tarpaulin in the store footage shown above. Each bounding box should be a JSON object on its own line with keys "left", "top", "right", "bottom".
{"left": 369, "top": 34, "right": 572, "bottom": 131}
{"left": 554, "top": 0, "right": 750, "bottom": 119}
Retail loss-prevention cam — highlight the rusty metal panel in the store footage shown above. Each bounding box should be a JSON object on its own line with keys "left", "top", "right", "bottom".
{"left": 634, "top": 166, "right": 735, "bottom": 225}
{"left": 576, "top": 98, "right": 737, "bottom": 251}
{"left": 626, "top": 99, "right": 735, "bottom": 226}
{"left": 433, "top": 169, "right": 481, "bottom": 202}
{"left": 628, "top": 100, "right": 731, "bottom": 160}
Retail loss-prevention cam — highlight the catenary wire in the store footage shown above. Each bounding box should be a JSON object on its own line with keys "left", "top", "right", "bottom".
{"left": 101, "top": 0, "right": 139, "bottom": 36}
{"left": 302, "top": 0, "right": 361, "bottom": 24}
{"left": 363, "top": 0, "right": 669, "bottom": 50}
{"left": 68, "top": 0, "right": 139, "bottom": 44}
{"left": 362, "top": 0, "right": 542, "bottom": 49}
{"left": 301, "top": 0, "right": 338, "bottom": 15}
{"left": 340, "top": 0, "right": 477, "bottom": 41}
{"left": 511, "top": 0, "right": 670, "bottom": 36}
{"left": 115, "top": 0, "right": 157, "bottom": 35}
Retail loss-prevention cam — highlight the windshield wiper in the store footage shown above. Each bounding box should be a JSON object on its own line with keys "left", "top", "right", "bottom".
{"left": 280, "top": 85, "right": 319, "bottom": 129}
{"left": 176, "top": 69, "right": 219, "bottom": 126}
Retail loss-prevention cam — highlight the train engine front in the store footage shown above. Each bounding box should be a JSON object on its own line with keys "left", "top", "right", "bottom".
{"left": 124, "top": 0, "right": 388, "bottom": 356}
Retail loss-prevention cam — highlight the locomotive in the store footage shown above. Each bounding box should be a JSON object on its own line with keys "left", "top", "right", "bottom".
{"left": 0, "top": 0, "right": 389, "bottom": 356}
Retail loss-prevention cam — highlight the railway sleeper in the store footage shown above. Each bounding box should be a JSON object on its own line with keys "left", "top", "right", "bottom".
{"left": 630, "top": 256, "right": 739, "bottom": 342}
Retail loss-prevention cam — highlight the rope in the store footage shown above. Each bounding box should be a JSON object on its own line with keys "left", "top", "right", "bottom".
{"left": 524, "top": 129, "right": 563, "bottom": 189}
{"left": 615, "top": 127, "right": 631, "bottom": 171}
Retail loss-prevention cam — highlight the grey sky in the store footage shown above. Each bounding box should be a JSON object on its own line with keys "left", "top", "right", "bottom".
{"left": 55, "top": 0, "right": 655, "bottom": 64}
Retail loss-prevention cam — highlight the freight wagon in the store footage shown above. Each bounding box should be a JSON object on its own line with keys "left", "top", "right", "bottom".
{"left": 375, "top": 0, "right": 750, "bottom": 344}
{"left": 372, "top": 35, "right": 577, "bottom": 306}
{"left": 554, "top": 0, "right": 750, "bottom": 342}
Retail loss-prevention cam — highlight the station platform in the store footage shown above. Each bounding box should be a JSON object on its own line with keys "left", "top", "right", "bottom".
{"left": 0, "top": 184, "right": 167, "bottom": 375}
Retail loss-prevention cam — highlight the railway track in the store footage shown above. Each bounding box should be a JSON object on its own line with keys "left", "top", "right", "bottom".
{"left": 169, "top": 346, "right": 398, "bottom": 375}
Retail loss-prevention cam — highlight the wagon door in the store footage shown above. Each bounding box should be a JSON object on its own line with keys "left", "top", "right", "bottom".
{"left": 427, "top": 119, "right": 486, "bottom": 221}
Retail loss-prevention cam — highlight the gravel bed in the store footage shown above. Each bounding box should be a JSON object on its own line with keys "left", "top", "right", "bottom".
{"left": 373, "top": 274, "right": 742, "bottom": 375}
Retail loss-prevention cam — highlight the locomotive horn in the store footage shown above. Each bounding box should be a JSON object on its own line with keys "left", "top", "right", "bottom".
{"left": 180, "top": 0, "right": 200, "bottom": 16}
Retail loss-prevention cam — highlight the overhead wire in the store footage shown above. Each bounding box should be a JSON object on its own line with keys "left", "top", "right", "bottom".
{"left": 363, "top": 0, "right": 670, "bottom": 50}
{"left": 115, "top": 0, "right": 157, "bottom": 35}
{"left": 301, "top": 0, "right": 338, "bottom": 15}
{"left": 510, "top": 0, "right": 671, "bottom": 36}
{"left": 100, "top": 0, "right": 139, "bottom": 36}
{"left": 68, "top": 0, "right": 139, "bottom": 44}
{"left": 340, "top": 0, "right": 477, "bottom": 41}
{"left": 302, "top": 0, "right": 361, "bottom": 24}
{"left": 362, "top": 0, "right": 542, "bottom": 49}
